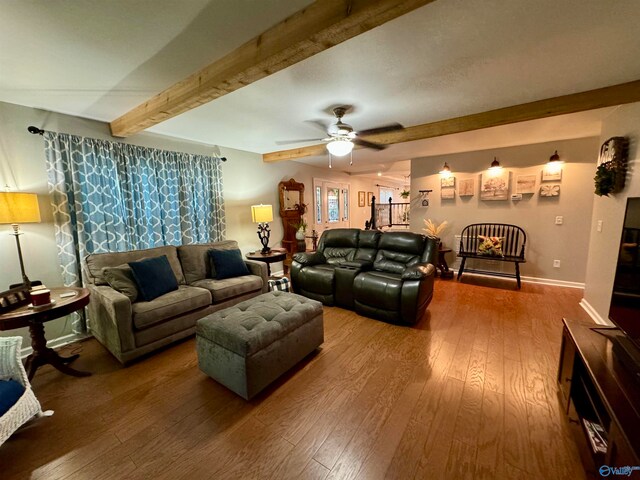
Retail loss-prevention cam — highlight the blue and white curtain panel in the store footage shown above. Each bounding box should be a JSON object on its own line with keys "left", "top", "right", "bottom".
{"left": 44, "top": 131, "right": 225, "bottom": 332}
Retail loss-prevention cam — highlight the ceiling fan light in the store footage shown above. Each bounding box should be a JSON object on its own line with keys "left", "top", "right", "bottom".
{"left": 326, "top": 139, "right": 354, "bottom": 157}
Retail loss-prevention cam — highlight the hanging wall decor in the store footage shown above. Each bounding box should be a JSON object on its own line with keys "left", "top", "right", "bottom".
{"left": 516, "top": 175, "right": 537, "bottom": 194}
{"left": 540, "top": 184, "right": 560, "bottom": 197}
{"left": 594, "top": 137, "right": 629, "bottom": 196}
{"left": 480, "top": 171, "right": 509, "bottom": 201}
{"left": 458, "top": 178, "right": 475, "bottom": 197}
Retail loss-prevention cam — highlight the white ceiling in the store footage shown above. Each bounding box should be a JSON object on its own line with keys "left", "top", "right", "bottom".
{"left": 1, "top": 0, "right": 639, "bottom": 167}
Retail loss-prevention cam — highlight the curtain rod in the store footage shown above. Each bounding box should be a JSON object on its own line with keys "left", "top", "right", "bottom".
{"left": 375, "top": 183, "right": 399, "bottom": 190}
{"left": 26, "top": 126, "right": 227, "bottom": 161}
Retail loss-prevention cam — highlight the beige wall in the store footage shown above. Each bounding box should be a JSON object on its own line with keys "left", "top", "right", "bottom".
{"left": 583, "top": 102, "right": 640, "bottom": 323}
{"left": 410, "top": 137, "right": 599, "bottom": 283}
{"left": 0, "top": 101, "right": 384, "bottom": 346}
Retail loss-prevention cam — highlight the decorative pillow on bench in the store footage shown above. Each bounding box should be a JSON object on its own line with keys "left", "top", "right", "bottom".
{"left": 129, "top": 255, "right": 179, "bottom": 301}
{"left": 477, "top": 236, "right": 505, "bottom": 257}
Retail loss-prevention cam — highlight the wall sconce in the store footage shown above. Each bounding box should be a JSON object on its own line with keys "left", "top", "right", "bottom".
{"left": 439, "top": 162, "right": 452, "bottom": 178}
{"left": 488, "top": 157, "right": 503, "bottom": 177}
{"left": 545, "top": 150, "right": 563, "bottom": 175}
{"left": 251, "top": 204, "right": 273, "bottom": 254}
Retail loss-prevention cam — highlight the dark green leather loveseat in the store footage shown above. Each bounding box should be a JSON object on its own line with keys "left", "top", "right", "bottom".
{"left": 290, "top": 229, "right": 439, "bottom": 324}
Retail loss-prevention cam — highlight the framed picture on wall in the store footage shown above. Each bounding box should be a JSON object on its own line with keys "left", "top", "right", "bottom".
{"left": 516, "top": 175, "right": 536, "bottom": 194}
{"left": 541, "top": 168, "right": 562, "bottom": 182}
{"left": 480, "top": 171, "right": 509, "bottom": 201}
{"left": 458, "top": 178, "right": 475, "bottom": 197}
{"left": 358, "top": 191, "right": 365, "bottom": 207}
{"left": 367, "top": 192, "right": 373, "bottom": 206}
{"left": 441, "top": 176, "right": 455, "bottom": 188}
{"left": 441, "top": 188, "right": 455, "bottom": 200}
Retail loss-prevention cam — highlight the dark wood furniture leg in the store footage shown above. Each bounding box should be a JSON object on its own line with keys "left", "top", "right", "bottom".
{"left": 25, "top": 320, "right": 90, "bottom": 381}
{"left": 457, "top": 257, "right": 466, "bottom": 280}
{"left": 436, "top": 250, "right": 454, "bottom": 279}
{"left": 515, "top": 262, "right": 521, "bottom": 289}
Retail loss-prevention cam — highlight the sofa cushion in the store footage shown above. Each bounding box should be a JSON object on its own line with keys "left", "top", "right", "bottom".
{"left": 85, "top": 245, "right": 186, "bottom": 285}
{"left": 129, "top": 256, "right": 179, "bottom": 302}
{"left": 102, "top": 264, "right": 138, "bottom": 302}
{"left": 208, "top": 249, "right": 250, "bottom": 280}
{"left": 132, "top": 285, "right": 211, "bottom": 330}
{"left": 373, "top": 250, "right": 420, "bottom": 274}
{"left": 178, "top": 241, "right": 239, "bottom": 284}
{"left": 0, "top": 379, "right": 25, "bottom": 416}
{"left": 192, "top": 275, "right": 263, "bottom": 303}
{"left": 353, "top": 271, "right": 403, "bottom": 311}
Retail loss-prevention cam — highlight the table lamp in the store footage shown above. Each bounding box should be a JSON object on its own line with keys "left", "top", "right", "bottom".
{"left": 251, "top": 204, "right": 273, "bottom": 254}
{"left": 0, "top": 192, "right": 41, "bottom": 288}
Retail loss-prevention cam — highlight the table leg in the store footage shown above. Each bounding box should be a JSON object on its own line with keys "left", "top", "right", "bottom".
{"left": 26, "top": 320, "right": 91, "bottom": 380}
{"left": 266, "top": 263, "right": 272, "bottom": 276}
{"left": 437, "top": 251, "right": 454, "bottom": 279}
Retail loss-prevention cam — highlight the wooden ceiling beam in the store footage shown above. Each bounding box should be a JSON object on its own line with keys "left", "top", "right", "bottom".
{"left": 262, "top": 79, "right": 640, "bottom": 162}
{"left": 109, "top": 0, "right": 436, "bottom": 137}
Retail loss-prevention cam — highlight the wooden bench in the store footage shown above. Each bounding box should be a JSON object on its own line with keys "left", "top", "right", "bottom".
{"left": 457, "top": 223, "right": 527, "bottom": 288}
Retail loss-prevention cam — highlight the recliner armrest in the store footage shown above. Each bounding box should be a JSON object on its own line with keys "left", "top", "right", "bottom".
{"left": 293, "top": 251, "right": 326, "bottom": 266}
{"left": 402, "top": 263, "right": 436, "bottom": 280}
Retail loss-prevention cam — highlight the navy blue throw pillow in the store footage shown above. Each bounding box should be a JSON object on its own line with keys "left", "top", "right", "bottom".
{"left": 128, "top": 255, "right": 179, "bottom": 302}
{"left": 208, "top": 249, "right": 250, "bottom": 280}
{"left": 0, "top": 379, "right": 25, "bottom": 416}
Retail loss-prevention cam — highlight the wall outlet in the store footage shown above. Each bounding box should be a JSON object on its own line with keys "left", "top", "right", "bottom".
{"left": 597, "top": 220, "right": 603, "bottom": 232}
{"left": 555, "top": 215, "right": 563, "bottom": 225}
{"left": 553, "top": 260, "right": 561, "bottom": 268}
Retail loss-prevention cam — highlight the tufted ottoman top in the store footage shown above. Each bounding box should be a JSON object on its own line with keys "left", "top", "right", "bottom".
{"left": 196, "top": 291, "right": 323, "bottom": 357}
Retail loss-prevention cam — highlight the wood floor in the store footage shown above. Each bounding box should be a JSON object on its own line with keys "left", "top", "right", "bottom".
{"left": 1, "top": 277, "right": 592, "bottom": 480}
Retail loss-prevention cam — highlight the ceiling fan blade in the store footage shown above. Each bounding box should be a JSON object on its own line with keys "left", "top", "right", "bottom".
{"left": 275, "top": 138, "right": 325, "bottom": 145}
{"left": 357, "top": 122, "right": 404, "bottom": 136}
{"left": 354, "top": 138, "right": 387, "bottom": 151}
{"left": 304, "top": 119, "right": 331, "bottom": 133}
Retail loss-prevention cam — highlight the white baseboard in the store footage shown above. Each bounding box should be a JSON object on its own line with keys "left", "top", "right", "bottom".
{"left": 579, "top": 298, "right": 611, "bottom": 326}
{"left": 20, "top": 332, "right": 90, "bottom": 359}
{"left": 458, "top": 271, "right": 584, "bottom": 289}
{"left": 520, "top": 275, "right": 584, "bottom": 289}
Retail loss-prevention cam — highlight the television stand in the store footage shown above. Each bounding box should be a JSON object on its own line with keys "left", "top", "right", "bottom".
{"left": 558, "top": 319, "right": 639, "bottom": 477}
{"left": 612, "top": 336, "right": 640, "bottom": 382}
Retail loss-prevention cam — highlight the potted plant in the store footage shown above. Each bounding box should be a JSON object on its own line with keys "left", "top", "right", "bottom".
{"left": 423, "top": 219, "right": 449, "bottom": 249}
{"left": 400, "top": 189, "right": 410, "bottom": 199}
{"left": 294, "top": 219, "right": 307, "bottom": 240}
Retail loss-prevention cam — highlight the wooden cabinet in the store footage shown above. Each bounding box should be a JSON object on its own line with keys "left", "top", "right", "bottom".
{"left": 558, "top": 319, "right": 639, "bottom": 477}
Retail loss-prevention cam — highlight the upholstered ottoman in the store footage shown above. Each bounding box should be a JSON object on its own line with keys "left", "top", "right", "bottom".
{"left": 195, "top": 291, "right": 323, "bottom": 400}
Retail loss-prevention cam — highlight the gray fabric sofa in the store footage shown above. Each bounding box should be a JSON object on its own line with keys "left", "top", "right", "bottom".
{"left": 84, "top": 241, "right": 268, "bottom": 364}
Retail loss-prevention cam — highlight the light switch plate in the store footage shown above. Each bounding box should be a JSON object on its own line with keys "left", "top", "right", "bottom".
{"left": 555, "top": 216, "right": 563, "bottom": 225}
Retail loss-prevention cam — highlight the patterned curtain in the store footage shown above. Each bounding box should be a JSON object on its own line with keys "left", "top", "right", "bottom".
{"left": 44, "top": 132, "right": 225, "bottom": 333}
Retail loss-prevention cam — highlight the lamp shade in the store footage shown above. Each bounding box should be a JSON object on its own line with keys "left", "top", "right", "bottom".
{"left": 326, "top": 139, "right": 354, "bottom": 157}
{"left": 0, "top": 192, "right": 41, "bottom": 224}
{"left": 251, "top": 204, "right": 273, "bottom": 223}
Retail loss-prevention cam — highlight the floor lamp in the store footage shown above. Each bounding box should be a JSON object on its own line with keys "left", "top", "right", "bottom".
{"left": 0, "top": 192, "right": 41, "bottom": 288}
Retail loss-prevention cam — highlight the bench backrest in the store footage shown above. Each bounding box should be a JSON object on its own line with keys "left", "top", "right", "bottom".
{"left": 459, "top": 223, "right": 526, "bottom": 259}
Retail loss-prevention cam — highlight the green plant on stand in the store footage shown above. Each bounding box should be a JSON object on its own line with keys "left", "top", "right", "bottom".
{"left": 400, "top": 189, "right": 410, "bottom": 199}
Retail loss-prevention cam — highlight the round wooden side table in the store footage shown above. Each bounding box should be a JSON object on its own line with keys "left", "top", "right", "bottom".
{"left": 437, "top": 248, "right": 454, "bottom": 279}
{"left": 245, "top": 250, "right": 287, "bottom": 277}
{"left": 0, "top": 287, "right": 91, "bottom": 380}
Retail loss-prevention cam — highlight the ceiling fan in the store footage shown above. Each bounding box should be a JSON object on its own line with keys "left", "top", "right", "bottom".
{"left": 276, "top": 106, "right": 404, "bottom": 166}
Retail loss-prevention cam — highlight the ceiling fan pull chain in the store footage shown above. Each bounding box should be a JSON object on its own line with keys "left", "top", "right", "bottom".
{"left": 329, "top": 152, "right": 333, "bottom": 169}
{"left": 349, "top": 150, "right": 353, "bottom": 166}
